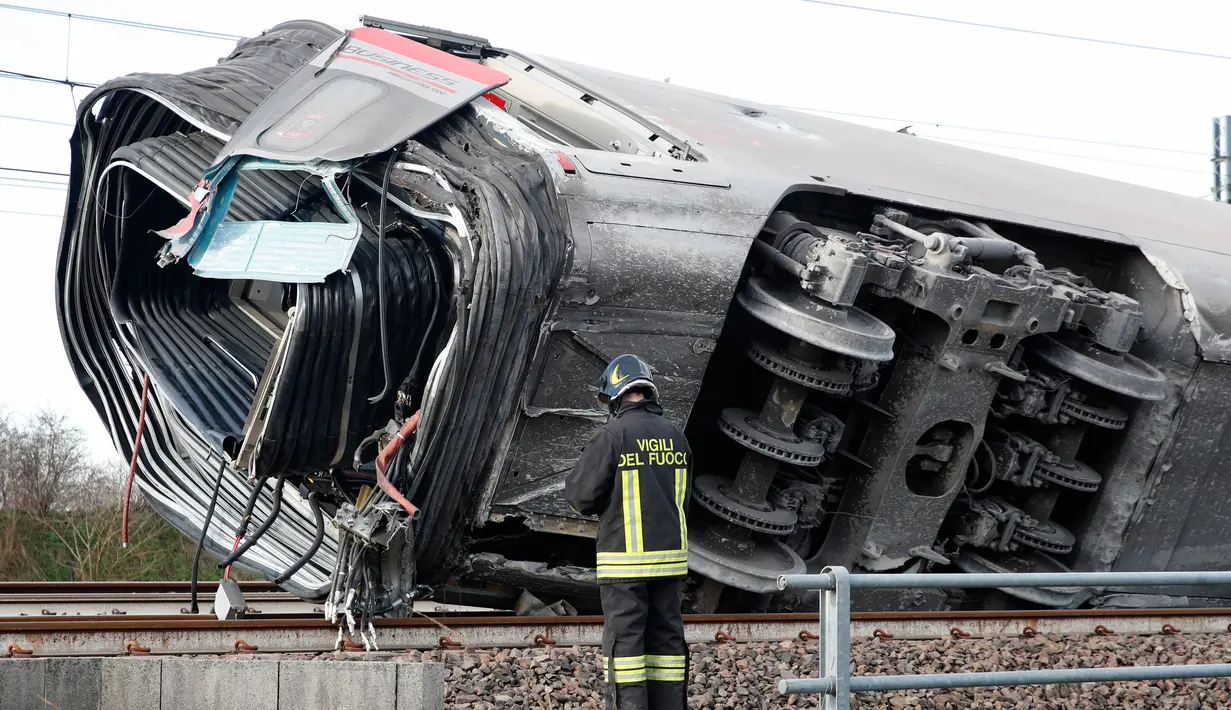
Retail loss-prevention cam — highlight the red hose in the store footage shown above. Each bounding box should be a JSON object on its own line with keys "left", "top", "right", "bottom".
{"left": 121, "top": 374, "right": 151, "bottom": 549}
{"left": 374, "top": 410, "right": 420, "bottom": 518}
{"left": 224, "top": 534, "right": 241, "bottom": 581}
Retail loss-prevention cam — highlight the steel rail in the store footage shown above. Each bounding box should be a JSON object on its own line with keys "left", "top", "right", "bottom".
{"left": 3, "top": 608, "right": 1231, "bottom": 657}
{"left": 0, "top": 581, "right": 282, "bottom": 594}
{"left": 0, "top": 581, "right": 504, "bottom": 618}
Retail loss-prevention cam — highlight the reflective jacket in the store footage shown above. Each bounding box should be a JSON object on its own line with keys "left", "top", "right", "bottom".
{"left": 565, "top": 399, "right": 694, "bottom": 583}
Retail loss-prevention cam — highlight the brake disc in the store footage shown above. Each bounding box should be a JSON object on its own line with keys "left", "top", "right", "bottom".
{"left": 693, "top": 474, "right": 798, "bottom": 535}
{"left": 1060, "top": 395, "right": 1129, "bottom": 430}
{"left": 718, "top": 408, "right": 827, "bottom": 466}
{"left": 1034, "top": 457, "right": 1103, "bottom": 492}
{"left": 747, "top": 340, "right": 853, "bottom": 396}
{"left": 1012, "top": 518, "right": 1077, "bottom": 555}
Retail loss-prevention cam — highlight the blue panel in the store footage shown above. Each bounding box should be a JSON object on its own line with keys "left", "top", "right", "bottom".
{"left": 187, "top": 219, "right": 360, "bottom": 283}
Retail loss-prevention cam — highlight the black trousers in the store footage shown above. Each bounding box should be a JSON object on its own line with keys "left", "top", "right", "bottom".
{"left": 600, "top": 578, "right": 689, "bottom": 710}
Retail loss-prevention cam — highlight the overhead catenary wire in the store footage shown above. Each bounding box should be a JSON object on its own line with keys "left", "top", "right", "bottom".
{"left": 0, "top": 181, "right": 67, "bottom": 192}
{"left": 779, "top": 106, "right": 1208, "bottom": 157}
{"left": 918, "top": 135, "right": 1210, "bottom": 175}
{"left": 0, "top": 209, "right": 63, "bottom": 218}
{"left": 0, "top": 10, "right": 1211, "bottom": 188}
{"left": 0, "top": 113, "right": 73, "bottom": 127}
{"left": 798, "top": 0, "right": 1231, "bottom": 62}
{"left": 0, "top": 175, "right": 68, "bottom": 186}
{"left": 0, "top": 166, "right": 70, "bottom": 178}
{"left": 0, "top": 3, "right": 243, "bottom": 42}
{"left": 0, "top": 69, "right": 98, "bottom": 90}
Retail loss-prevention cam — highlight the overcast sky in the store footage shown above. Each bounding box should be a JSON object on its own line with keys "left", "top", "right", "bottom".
{"left": 2, "top": 0, "right": 1228, "bottom": 460}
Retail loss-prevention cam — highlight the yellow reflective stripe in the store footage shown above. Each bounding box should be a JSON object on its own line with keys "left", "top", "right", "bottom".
{"left": 631, "top": 469, "right": 643, "bottom": 552}
{"left": 602, "top": 656, "right": 648, "bottom": 684}
{"left": 597, "top": 549, "right": 687, "bottom": 564}
{"left": 607, "top": 668, "right": 647, "bottom": 683}
{"left": 596, "top": 562, "right": 689, "bottom": 578}
{"left": 646, "top": 668, "right": 687, "bottom": 682}
{"left": 621, "top": 469, "right": 642, "bottom": 553}
{"left": 675, "top": 468, "right": 688, "bottom": 549}
{"left": 645, "top": 654, "right": 686, "bottom": 668}
{"left": 622, "top": 470, "right": 635, "bottom": 552}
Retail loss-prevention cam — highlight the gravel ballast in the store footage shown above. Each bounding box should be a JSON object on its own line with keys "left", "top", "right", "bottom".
{"left": 388, "top": 632, "right": 1231, "bottom": 709}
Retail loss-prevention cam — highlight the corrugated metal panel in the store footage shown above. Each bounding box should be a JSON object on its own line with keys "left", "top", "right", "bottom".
{"left": 83, "top": 22, "right": 343, "bottom": 138}
{"left": 109, "top": 131, "right": 321, "bottom": 222}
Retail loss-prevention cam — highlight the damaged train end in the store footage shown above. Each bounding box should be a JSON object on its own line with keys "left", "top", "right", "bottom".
{"left": 55, "top": 15, "right": 1231, "bottom": 621}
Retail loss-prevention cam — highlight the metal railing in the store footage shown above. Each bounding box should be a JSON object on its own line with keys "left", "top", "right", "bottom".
{"left": 778, "top": 566, "right": 1231, "bottom": 710}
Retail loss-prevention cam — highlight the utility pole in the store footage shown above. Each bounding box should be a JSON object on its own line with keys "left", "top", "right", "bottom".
{"left": 1213, "top": 117, "right": 1231, "bottom": 203}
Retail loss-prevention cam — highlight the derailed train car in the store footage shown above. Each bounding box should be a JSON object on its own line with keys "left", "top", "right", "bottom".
{"left": 55, "top": 16, "right": 1231, "bottom": 623}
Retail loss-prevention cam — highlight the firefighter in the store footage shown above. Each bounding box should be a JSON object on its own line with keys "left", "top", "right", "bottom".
{"left": 565, "top": 354, "right": 694, "bottom": 710}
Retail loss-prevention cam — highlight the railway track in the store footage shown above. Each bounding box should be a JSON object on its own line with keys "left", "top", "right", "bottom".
{"left": 0, "top": 581, "right": 492, "bottom": 618}
{"left": 4, "top": 604, "right": 1231, "bottom": 657}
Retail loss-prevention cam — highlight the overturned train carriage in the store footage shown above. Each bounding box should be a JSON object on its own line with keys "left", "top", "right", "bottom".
{"left": 55, "top": 16, "right": 1231, "bottom": 616}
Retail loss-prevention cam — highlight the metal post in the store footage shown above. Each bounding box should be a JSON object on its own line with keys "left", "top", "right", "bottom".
{"left": 1214, "top": 117, "right": 1222, "bottom": 202}
{"left": 1217, "top": 117, "right": 1231, "bottom": 203}
{"left": 816, "top": 566, "right": 851, "bottom": 710}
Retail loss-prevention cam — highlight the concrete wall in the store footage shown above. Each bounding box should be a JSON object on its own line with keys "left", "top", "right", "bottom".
{"left": 0, "top": 657, "right": 444, "bottom": 710}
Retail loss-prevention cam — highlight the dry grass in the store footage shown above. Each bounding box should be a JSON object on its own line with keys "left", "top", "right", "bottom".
{"left": 0, "top": 503, "right": 251, "bottom": 582}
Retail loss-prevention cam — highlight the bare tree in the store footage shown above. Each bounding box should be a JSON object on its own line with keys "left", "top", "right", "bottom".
{"left": 3, "top": 409, "right": 99, "bottom": 516}
{"left": 0, "top": 405, "right": 13, "bottom": 509}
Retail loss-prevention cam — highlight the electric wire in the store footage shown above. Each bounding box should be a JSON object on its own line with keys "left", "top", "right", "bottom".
{"left": 797, "top": 0, "right": 1231, "bottom": 62}
{"left": 779, "top": 106, "right": 1208, "bottom": 157}
{"left": 0, "top": 69, "right": 98, "bottom": 89}
{"left": 368, "top": 154, "right": 397, "bottom": 404}
{"left": 0, "top": 181, "right": 66, "bottom": 192}
{"left": 919, "top": 135, "right": 1210, "bottom": 175}
{"left": 0, "top": 166, "right": 70, "bottom": 178}
{"left": 218, "top": 477, "right": 286, "bottom": 569}
{"left": 272, "top": 492, "right": 325, "bottom": 585}
{"left": 189, "top": 456, "right": 228, "bottom": 615}
{"left": 0, "top": 3, "right": 243, "bottom": 41}
{"left": 0, "top": 209, "right": 62, "bottom": 218}
{"left": 0, "top": 176, "right": 68, "bottom": 186}
{"left": 0, "top": 113, "right": 73, "bottom": 127}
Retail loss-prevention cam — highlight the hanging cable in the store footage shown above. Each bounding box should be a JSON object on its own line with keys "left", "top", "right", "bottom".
{"left": 189, "top": 457, "right": 228, "bottom": 614}
{"left": 368, "top": 153, "right": 397, "bottom": 404}
{"left": 274, "top": 492, "right": 325, "bottom": 585}
{"left": 120, "top": 373, "right": 150, "bottom": 548}
{"left": 223, "top": 477, "right": 268, "bottom": 579}
{"left": 223, "top": 535, "right": 241, "bottom": 581}
{"left": 374, "top": 410, "right": 421, "bottom": 518}
{"left": 218, "top": 477, "right": 286, "bottom": 569}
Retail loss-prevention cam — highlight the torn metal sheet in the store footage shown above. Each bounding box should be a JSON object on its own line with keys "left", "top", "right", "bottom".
{"left": 185, "top": 161, "right": 359, "bottom": 283}
{"left": 220, "top": 26, "right": 509, "bottom": 163}
{"left": 155, "top": 25, "right": 509, "bottom": 280}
